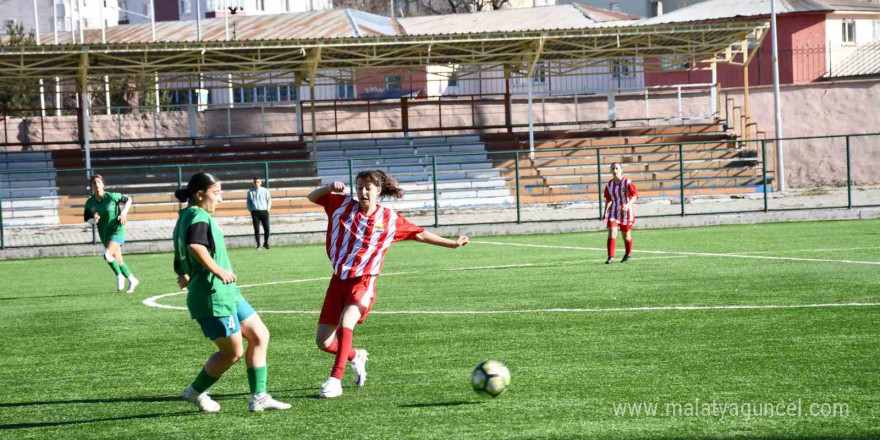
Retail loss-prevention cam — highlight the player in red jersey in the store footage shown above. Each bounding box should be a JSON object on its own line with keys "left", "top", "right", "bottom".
{"left": 307, "top": 170, "right": 469, "bottom": 398}
{"left": 602, "top": 163, "right": 638, "bottom": 264}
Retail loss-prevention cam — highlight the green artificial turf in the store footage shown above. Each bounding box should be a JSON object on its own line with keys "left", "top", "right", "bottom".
{"left": 0, "top": 219, "right": 878, "bottom": 439}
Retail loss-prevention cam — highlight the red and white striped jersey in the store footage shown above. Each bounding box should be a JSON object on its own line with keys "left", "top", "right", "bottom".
{"left": 317, "top": 194, "right": 424, "bottom": 279}
{"left": 604, "top": 178, "right": 639, "bottom": 226}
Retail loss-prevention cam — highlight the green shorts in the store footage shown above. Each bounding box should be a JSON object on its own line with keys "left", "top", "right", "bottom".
{"left": 196, "top": 300, "right": 256, "bottom": 340}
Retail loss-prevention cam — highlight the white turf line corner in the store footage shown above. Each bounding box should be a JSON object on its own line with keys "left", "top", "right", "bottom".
{"left": 143, "top": 242, "right": 880, "bottom": 314}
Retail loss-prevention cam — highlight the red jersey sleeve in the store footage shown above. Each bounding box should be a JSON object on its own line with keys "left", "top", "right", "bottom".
{"left": 393, "top": 213, "right": 425, "bottom": 242}
{"left": 627, "top": 181, "right": 639, "bottom": 199}
{"left": 316, "top": 193, "right": 347, "bottom": 216}
{"left": 604, "top": 185, "right": 612, "bottom": 202}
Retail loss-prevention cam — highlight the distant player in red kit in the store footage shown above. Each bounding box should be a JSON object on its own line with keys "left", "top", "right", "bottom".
{"left": 602, "top": 163, "right": 638, "bottom": 264}
{"left": 307, "top": 170, "right": 469, "bottom": 398}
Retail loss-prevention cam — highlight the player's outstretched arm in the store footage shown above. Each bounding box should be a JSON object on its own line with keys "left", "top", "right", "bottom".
{"left": 413, "top": 231, "right": 468, "bottom": 249}
{"left": 187, "top": 243, "right": 236, "bottom": 284}
{"left": 118, "top": 196, "right": 132, "bottom": 225}
{"left": 307, "top": 181, "right": 345, "bottom": 203}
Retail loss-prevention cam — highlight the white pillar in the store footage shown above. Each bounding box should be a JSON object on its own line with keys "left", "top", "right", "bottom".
{"left": 33, "top": 0, "right": 47, "bottom": 117}
{"left": 83, "top": 88, "right": 92, "bottom": 172}
{"left": 770, "top": 0, "right": 785, "bottom": 191}
{"left": 528, "top": 78, "right": 535, "bottom": 161}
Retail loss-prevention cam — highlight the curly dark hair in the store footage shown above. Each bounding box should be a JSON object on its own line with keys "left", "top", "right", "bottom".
{"left": 356, "top": 170, "right": 404, "bottom": 199}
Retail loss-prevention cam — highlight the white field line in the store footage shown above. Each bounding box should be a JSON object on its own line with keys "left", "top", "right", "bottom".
{"left": 142, "top": 257, "right": 687, "bottom": 311}
{"left": 470, "top": 241, "right": 880, "bottom": 265}
{"left": 142, "top": 256, "right": 878, "bottom": 314}
{"left": 723, "top": 246, "right": 880, "bottom": 255}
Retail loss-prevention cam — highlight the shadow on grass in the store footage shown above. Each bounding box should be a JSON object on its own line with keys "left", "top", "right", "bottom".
{"left": 400, "top": 401, "right": 480, "bottom": 408}
{"left": 0, "top": 387, "right": 309, "bottom": 408}
{"left": 0, "top": 410, "right": 198, "bottom": 430}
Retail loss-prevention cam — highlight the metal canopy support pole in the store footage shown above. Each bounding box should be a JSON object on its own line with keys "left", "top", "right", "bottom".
{"left": 710, "top": 61, "right": 718, "bottom": 117}
{"left": 99, "top": 1, "right": 110, "bottom": 115}
{"left": 527, "top": 78, "right": 535, "bottom": 161}
{"left": 525, "top": 37, "right": 546, "bottom": 162}
{"left": 295, "top": 78, "right": 303, "bottom": 140}
{"left": 308, "top": 46, "right": 322, "bottom": 167}
{"left": 608, "top": 91, "right": 616, "bottom": 126}
{"left": 53, "top": 0, "right": 61, "bottom": 116}
{"left": 33, "top": 0, "right": 46, "bottom": 117}
{"left": 80, "top": 51, "right": 92, "bottom": 177}
{"left": 770, "top": 0, "right": 785, "bottom": 191}
{"left": 151, "top": 0, "right": 159, "bottom": 113}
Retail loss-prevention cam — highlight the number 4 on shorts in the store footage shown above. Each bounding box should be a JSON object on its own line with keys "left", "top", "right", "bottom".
{"left": 228, "top": 316, "right": 236, "bottom": 330}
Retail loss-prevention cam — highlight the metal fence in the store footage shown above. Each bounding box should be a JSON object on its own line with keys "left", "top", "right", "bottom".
{"left": 1, "top": 132, "right": 879, "bottom": 249}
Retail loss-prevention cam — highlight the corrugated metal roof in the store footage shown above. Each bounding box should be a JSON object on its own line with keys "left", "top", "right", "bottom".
{"left": 398, "top": 4, "right": 636, "bottom": 36}
{"left": 639, "top": 0, "right": 880, "bottom": 26}
{"left": 826, "top": 38, "right": 880, "bottom": 77}
{"left": 35, "top": 9, "right": 399, "bottom": 45}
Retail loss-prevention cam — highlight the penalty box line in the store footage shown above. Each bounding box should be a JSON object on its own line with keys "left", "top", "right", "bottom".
{"left": 470, "top": 241, "right": 880, "bottom": 266}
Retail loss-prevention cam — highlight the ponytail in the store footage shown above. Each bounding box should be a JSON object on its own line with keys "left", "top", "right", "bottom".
{"left": 174, "top": 172, "right": 219, "bottom": 205}
{"left": 356, "top": 169, "right": 404, "bottom": 199}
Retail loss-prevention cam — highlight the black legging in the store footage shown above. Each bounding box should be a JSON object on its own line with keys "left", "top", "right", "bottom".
{"left": 251, "top": 210, "right": 270, "bottom": 247}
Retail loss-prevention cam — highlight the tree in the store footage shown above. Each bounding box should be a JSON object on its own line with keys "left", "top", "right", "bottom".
{"left": 1, "top": 21, "right": 40, "bottom": 115}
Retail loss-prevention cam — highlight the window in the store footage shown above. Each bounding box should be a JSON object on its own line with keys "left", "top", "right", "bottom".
{"left": 233, "top": 88, "right": 244, "bottom": 104}
{"left": 243, "top": 87, "right": 255, "bottom": 103}
{"left": 118, "top": 0, "right": 128, "bottom": 21}
{"left": 873, "top": 20, "right": 880, "bottom": 40}
{"left": 842, "top": 20, "right": 855, "bottom": 43}
{"left": 259, "top": 0, "right": 266, "bottom": 11}
{"left": 533, "top": 62, "right": 546, "bottom": 83}
{"left": 337, "top": 82, "right": 354, "bottom": 99}
{"left": 448, "top": 71, "right": 458, "bottom": 87}
{"left": 385, "top": 75, "right": 402, "bottom": 91}
{"left": 660, "top": 54, "right": 689, "bottom": 71}
{"left": 612, "top": 58, "right": 635, "bottom": 79}
{"left": 285, "top": 0, "right": 291, "bottom": 11}
{"left": 609, "top": 2, "right": 621, "bottom": 12}
{"left": 181, "top": 0, "right": 192, "bottom": 14}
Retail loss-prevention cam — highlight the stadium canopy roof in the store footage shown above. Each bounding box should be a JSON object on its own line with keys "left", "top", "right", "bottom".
{"left": 0, "top": 6, "right": 769, "bottom": 89}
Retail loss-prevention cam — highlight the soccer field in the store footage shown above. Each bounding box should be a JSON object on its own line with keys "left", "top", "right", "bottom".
{"left": 1, "top": 219, "right": 878, "bottom": 440}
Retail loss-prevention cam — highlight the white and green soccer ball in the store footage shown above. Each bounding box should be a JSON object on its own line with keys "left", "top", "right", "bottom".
{"left": 471, "top": 360, "right": 511, "bottom": 398}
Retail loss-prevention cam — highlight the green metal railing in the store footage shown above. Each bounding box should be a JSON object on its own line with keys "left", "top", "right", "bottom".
{"left": 1, "top": 132, "right": 878, "bottom": 250}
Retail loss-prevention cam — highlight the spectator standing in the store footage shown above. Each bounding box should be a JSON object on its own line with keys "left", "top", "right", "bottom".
{"left": 247, "top": 177, "right": 272, "bottom": 249}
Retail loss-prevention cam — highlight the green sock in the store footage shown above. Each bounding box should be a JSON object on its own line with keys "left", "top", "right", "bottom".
{"left": 247, "top": 366, "right": 268, "bottom": 394}
{"left": 192, "top": 368, "right": 221, "bottom": 393}
{"left": 108, "top": 261, "right": 122, "bottom": 276}
{"left": 119, "top": 263, "right": 132, "bottom": 277}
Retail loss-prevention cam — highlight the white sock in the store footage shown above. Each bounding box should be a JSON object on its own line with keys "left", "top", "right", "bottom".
{"left": 326, "top": 377, "right": 341, "bottom": 385}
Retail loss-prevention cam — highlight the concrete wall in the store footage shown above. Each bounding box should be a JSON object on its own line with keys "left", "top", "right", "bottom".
{"left": 721, "top": 80, "right": 880, "bottom": 188}
{"left": 3, "top": 80, "right": 878, "bottom": 187}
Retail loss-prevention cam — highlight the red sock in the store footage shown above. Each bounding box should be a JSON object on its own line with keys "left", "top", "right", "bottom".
{"left": 320, "top": 339, "right": 356, "bottom": 361}
{"left": 607, "top": 238, "right": 616, "bottom": 258}
{"left": 330, "top": 327, "right": 354, "bottom": 379}
{"left": 625, "top": 239, "right": 633, "bottom": 256}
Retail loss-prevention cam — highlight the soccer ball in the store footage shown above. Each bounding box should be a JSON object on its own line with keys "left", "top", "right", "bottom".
{"left": 471, "top": 360, "right": 511, "bottom": 398}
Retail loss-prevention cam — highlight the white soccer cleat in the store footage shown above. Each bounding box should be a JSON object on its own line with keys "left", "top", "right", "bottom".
{"left": 126, "top": 276, "right": 139, "bottom": 294}
{"left": 116, "top": 275, "right": 126, "bottom": 291}
{"left": 249, "top": 393, "right": 291, "bottom": 412}
{"left": 182, "top": 385, "right": 221, "bottom": 412}
{"left": 319, "top": 377, "right": 343, "bottom": 398}
{"left": 350, "top": 349, "right": 369, "bottom": 387}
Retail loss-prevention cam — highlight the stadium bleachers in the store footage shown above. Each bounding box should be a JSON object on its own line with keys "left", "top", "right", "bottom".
{"left": 0, "top": 151, "right": 60, "bottom": 226}
{"left": 1, "top": 122, "right": 773, "bottom": 226}
{"left": 485, "top": 123, "right": 773, "bottom": 204}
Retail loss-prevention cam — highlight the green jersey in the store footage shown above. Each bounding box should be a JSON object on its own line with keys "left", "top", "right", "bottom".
{"left": 84, "top": 192, "right": 127, "bottom": 246}
{"left": 173, "top": 206, "right": 243, "bottom": 320}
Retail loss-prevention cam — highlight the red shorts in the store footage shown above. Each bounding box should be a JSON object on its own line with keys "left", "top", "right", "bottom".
{"left": 318, "top": 275, "right": 377, "bottom": 326}
{"left": 607, "top": 220, "right": 633, "bottom": 232}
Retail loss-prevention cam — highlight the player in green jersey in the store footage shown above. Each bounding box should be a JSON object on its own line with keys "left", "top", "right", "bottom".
{"left": 84, "top": 174, "right": 139, "bottom": 293}
{"left": 173, "top": 172, "right": 290, "bottom": 413}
